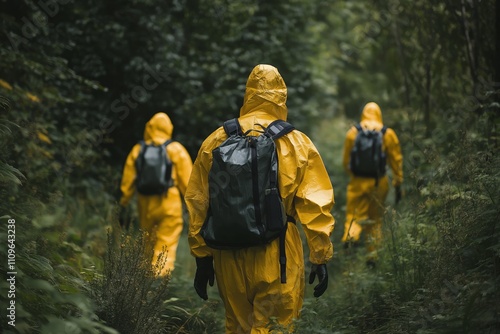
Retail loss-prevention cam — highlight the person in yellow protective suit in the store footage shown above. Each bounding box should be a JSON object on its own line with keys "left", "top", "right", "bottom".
{"left": 119, "top": 112, "right": 193, "bottom": 276}
{"left": 185, "top": 64, "right": 335, "bottom": 333}
{"left": 341, "top": 102, "right": 403, "bottom": 265}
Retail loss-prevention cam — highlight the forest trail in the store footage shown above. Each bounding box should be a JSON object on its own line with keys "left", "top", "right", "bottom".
{"left": 1, "top": 0, "right": 498, "bottom": 332}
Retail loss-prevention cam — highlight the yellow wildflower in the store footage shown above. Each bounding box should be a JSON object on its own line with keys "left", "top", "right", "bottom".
{"left": 37, "top": 131, "right": 52, "bottom": 144}
{"left": 0, "top": 79, "right": 13, "bottom": 90}
{"left": 26, "top": 92, "right": 40, "bottom": 103}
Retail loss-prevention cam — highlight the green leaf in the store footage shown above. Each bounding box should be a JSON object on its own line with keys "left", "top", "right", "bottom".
{"left": 0, "top": 163, "right": 25, "bottom": 185}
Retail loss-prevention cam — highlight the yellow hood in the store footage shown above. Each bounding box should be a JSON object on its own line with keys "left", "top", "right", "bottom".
{"left": 143, "top": 112, "right": 173, "bottom": 144}
{"left": 360, "top": 102, "right": 384, "bottom": 130}
{"left": 239, "top": 64, "right": 288, "bottom": 121}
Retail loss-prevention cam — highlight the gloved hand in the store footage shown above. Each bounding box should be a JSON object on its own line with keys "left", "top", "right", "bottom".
{"left": 194, "top": 256, "right": 215, "bottom": 300}
{"left": 309, "top": 264, "right": 328, "bottom": 297}
{"left": 395, "top": 186, "right": 402, "bottom": 205}
{"left": 118, "top": 205, "right": 128, "bottom": 228}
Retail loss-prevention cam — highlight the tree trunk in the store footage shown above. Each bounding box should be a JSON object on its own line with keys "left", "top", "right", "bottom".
{"left": 460, "top": 0, "right": 479, "bottom": 95}
{"left": 392, "top": 20, "right": 411, "bottom": 107}
{"left": 496, "top": 0, "right": 500, "bottom": 93}
{"left": 424, "top": 61, "right": 432, "bottom": 137}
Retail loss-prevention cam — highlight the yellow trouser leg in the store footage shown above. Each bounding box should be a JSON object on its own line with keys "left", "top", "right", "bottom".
{"left": 152, "top": 215, "right": 183, "bottom": 276}
{"left": 214, "top": 225, "right": 304, "bottom": 334}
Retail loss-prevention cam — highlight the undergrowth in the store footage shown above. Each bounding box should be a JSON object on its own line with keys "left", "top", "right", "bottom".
{"left": 91, "top": 229, "right": 173, "bottom": 334}
{"left": 289, "top": 101, "right": 500, "bottom": 333}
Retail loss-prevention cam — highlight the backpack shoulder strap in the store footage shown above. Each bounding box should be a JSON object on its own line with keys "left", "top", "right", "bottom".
{"left": 354, "top": 123, "right": 363, "bottom": 132}
{"left": 162, "top": 139, "right": 173, "bottom": 147}
{"left": 136, "top": 140, "right": 147, "bottom": 169}
{"left": 265, "top": 119, "right": 295, "bottom": 140}
{"left": 381, "top": 126, "right": 387, "bottom": 135}
{"left": 223, "top": 118, "right": 242, "bottom": 137}
{"left": 162, "top": 140, "right": 173, "bottom": 164}
{"left": 138, "top": 140, "right": 147, "bottom": 154}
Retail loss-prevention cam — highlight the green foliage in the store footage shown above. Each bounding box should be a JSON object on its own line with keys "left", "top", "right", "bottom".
{"left": 25, "top": 0, "right": 323, "bottom": 160}
{"left": 90, "top": 228, "right": 224, "bottom": 334}
{"left": 310, "top": 0, "right": 496, "bottom": 125}
{"left": 306, "top": 100, "right": 499, "bottom": 334}
{"left": 0, "top": 117, "right": 24, "bottom": 186}
{"left": 0, "top": 78, "right": 114, "bottom": 332}
{"left": 0, "top": 215, "right": 116, "bottom": 334}
{"left": 1, "top": 0, "right": 498, "bottom": 333}
{"left": 161, "top": 297, "right": 223, "bottom": 334}
{"left": 297, "top": 1, "right": 499, "bottom": 332}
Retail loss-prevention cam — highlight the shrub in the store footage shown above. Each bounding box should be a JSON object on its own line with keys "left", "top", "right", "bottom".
{"left": 91, "top": 229, "right": 173, "bottom": 334}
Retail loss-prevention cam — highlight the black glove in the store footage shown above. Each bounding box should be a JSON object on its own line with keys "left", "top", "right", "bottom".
{"left": 309, "top": 264, "right": 328, "bottom": 297}
{"left": 194, "top": 257, "right": 215, "bottom": 300}
{"left": 395, "top": 186, "right": 402, "bottom": 205}
{"left": 118, "top": 205, "right": 128, "bottom": 228}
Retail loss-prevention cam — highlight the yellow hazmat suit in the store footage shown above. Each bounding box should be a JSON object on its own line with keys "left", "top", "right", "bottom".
{"left": 186, "top": 64, "right": 335, "bottom": 333}
{"left": 341, "top": 102, "right": 403, "bottom": 259}
{"left": 120, "top": 112, "right": 193, "bottom": 276}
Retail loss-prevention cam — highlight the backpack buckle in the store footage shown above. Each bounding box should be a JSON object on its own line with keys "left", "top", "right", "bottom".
{"left": 265, "top": 188, "right": 279, "bottom": 195}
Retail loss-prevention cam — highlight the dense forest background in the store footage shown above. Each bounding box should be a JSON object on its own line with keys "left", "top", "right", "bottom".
{"left": 0, "top": 0, "right": 499, "bottom": 333}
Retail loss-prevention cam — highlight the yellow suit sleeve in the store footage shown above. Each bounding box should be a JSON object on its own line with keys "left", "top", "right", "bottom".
{"left": 342, "top": 127, "right": 357, "bottom": 175}
{"left": 186, "top": 131, "right": 225, "bottom": 258}
{"left": 385, "top": 129, "right": 403, "bottom": 187}
{"left": 119, "top": 144, "right": 141, "bottom": 207}
{"left": 293, "top": 137, "right": 335, "bottom": 265}
{"left": 169, "top": 142, "right": 193, "bottom": 197}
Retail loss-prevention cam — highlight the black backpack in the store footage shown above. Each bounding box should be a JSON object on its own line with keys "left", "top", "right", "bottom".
{"left": 349, "top": 124, "right": 387, "bottom": 178}
{"left": 200, "top": 118, "right": 294, "bottom": 282}
{"left": 135, "top": 140, "right": 173, "bottom": 195}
